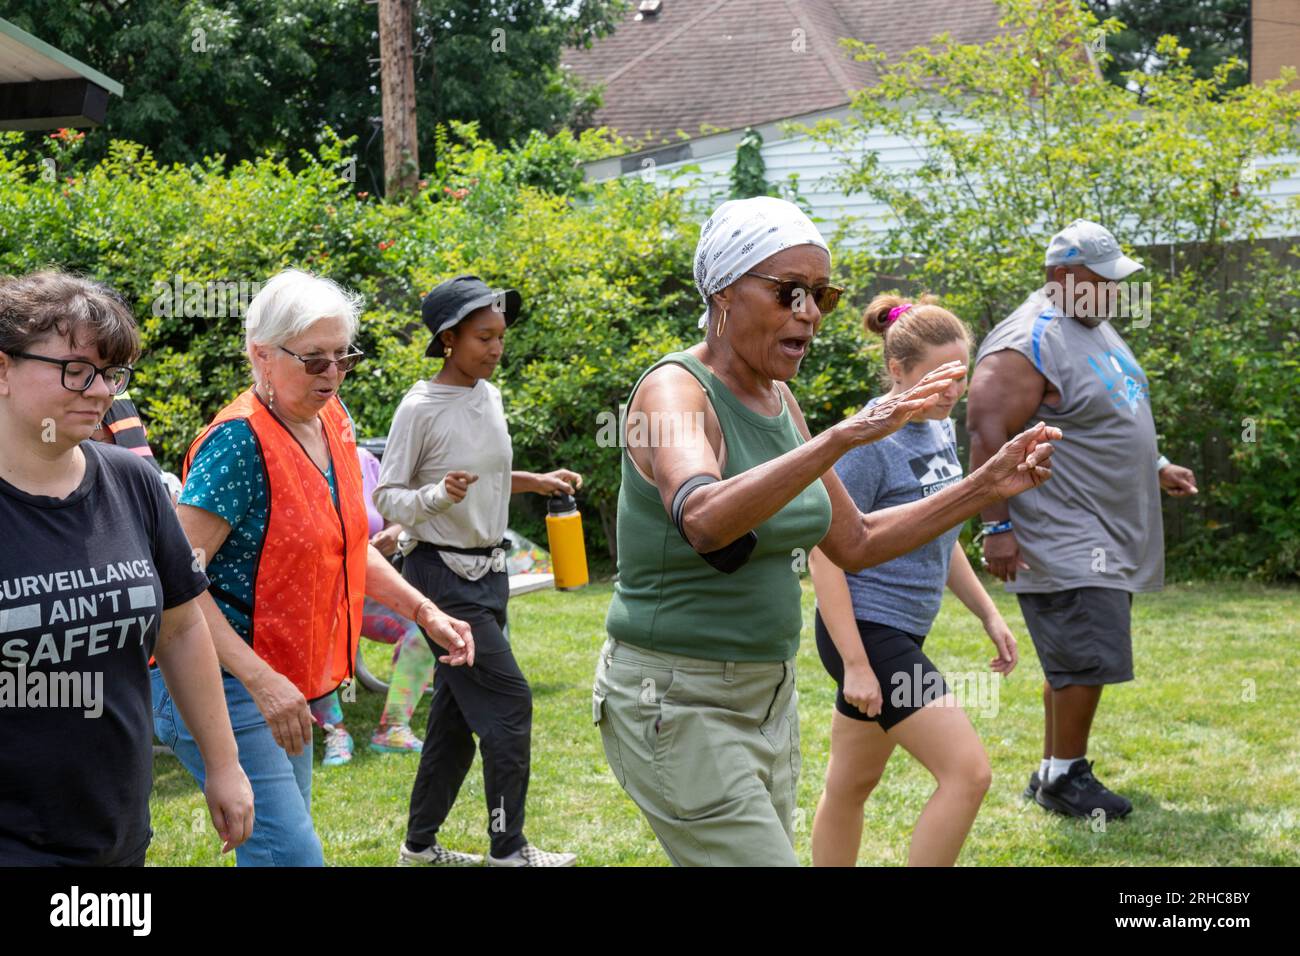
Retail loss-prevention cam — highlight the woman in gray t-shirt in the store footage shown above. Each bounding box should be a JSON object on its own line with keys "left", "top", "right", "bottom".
{"left": 808, "top": 294, "right": 1020, "bottom": 867}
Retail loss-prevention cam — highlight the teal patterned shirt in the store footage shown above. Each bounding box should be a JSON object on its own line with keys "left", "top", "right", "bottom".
{"left": 180, "top": 419, "right": 337, "bottom": 640}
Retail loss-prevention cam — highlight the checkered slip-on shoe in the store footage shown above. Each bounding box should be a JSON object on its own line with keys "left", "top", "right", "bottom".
{"left": 486, "top": 844, "right": 577, "bottom": 867}
{"left": 398, "top": 842, "right": 484, "bottom": 866}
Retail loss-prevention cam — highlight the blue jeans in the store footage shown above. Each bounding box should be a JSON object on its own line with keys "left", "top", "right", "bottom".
{"left": 152, "top": 668, "right": 324, "bottom": 866}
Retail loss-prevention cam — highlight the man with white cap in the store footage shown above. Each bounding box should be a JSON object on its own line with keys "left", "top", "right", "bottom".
{"left": 967, "top": 220, "right": 1198, "bottom": 820}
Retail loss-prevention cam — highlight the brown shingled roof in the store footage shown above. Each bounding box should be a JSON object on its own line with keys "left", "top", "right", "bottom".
{"left": 563, "top": 0, "right": 1005, "bottom": 147}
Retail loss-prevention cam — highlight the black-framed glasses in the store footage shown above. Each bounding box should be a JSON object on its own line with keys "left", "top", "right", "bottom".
{"left": 744, "top": 272, "right": 844, "bottom": 315}
{"left": 3, "top": 351, "right": 133, "bottom": 395}
{"left": 280, "top": 346, "right": 365, "bottom": 375}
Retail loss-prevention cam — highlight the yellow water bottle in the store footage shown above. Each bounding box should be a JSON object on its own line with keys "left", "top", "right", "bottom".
{"left": 545, "top": 493, "right": 589, "bottom": 590}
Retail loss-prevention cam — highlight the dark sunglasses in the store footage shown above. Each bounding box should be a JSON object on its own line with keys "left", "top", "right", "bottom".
{"left": 280, "top": 346, "right": 364, "bottom": 375}
{"left": 744, "top": 272, "right": 843, "bottom": 315}
{"left": 3, "top": 350, "right": 133, "bottom": 395}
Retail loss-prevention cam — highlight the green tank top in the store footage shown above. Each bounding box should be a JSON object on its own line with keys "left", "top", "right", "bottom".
{"left": 604, "top": 351, "right": 833, "bottom": 662}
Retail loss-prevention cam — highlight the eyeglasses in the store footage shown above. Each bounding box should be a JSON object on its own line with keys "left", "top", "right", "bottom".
{"left": 3, "top": 351, "right": 133, "bottom": 395}
{"left": 744, "top": 272, "right": 844, "bottom": 316}
{"left": 280, "top": 346, "right": 365, "bottom": 375}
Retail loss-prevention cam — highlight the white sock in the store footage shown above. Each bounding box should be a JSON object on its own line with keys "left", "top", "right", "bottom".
{"left": 1039, "top": 758, "right": 1051, "bottom": 779}
{"left": 1048, "top": 755, "right": 1081, "bottom": 783}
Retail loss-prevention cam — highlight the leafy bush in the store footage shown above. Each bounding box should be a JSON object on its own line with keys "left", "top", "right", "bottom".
{"left": 0, "top": 122, "right": 882, "bottom": 559}
{"left": 10, "top": 1, "right": 1292, "bottom": 583}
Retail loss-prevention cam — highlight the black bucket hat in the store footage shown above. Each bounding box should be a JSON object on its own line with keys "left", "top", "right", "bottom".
{"left": 421, "top": 274, "right": 522, "bottom": 358}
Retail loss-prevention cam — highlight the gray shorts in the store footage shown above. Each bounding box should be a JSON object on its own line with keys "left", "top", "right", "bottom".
{"left": 1017, "top": 587, "right": 1134, "bottom": 689}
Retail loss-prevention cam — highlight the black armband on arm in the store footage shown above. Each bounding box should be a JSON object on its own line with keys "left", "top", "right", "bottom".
{"left": 670, "top": 474, "right": 758, "bottom": 574}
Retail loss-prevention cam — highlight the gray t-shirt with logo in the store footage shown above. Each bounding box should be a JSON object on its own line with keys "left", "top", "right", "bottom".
{"left": 833, "top": 399, "right": 964, "bottom": 635}
{"left": 975, "top": 288, "right": 1164, "bottom": 594}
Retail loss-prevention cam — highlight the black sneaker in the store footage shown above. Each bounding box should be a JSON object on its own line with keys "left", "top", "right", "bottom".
{"left": 1023, "top": 770, "right": 1041, "bottom": 799}
{"left": 1035, "top": 759, "right": 1132, "bottom": 819}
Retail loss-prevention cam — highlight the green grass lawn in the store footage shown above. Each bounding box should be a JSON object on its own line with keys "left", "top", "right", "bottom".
{"left": 147, "top": 579, "right": 1300, "bottom": 866}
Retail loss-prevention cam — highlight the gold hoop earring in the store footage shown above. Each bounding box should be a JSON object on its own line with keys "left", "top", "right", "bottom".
{"left": 716, "top": 308, "right": 728, "bottom": 337}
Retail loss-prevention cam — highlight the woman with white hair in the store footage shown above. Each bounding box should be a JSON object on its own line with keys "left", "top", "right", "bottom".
{"left": 155, "top": 269, "right": 475, "bottom": 866}
{"left": 593, "top": 197, "right": 1063, "bottom": 866}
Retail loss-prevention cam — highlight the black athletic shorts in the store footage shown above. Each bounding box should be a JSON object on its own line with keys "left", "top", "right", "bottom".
{"left": 814, "top": 610, "right": 950, "bottom": 731}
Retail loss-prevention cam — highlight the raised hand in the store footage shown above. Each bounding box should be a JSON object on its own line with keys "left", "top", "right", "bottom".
{"left": 979, "top": 421, "right": 1062, "bottom": 500}
{"left": 841, "top": 360, "right": 967, "bottom": 447}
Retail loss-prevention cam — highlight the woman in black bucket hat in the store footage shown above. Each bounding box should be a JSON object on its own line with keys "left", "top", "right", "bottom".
{"left": 420, "top": 274, "right": 522, "bottom": 359}
{"left": 375, "top": 274, "right": 583, "bottom": 867}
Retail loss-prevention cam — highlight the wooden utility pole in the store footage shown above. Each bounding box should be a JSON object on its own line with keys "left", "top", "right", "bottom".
{"left": 378, "top": 0, "right": 419, "bottom": 196}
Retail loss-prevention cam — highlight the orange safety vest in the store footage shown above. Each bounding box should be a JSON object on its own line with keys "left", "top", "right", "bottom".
{"left": 183, "top": 388, "right": 368, "bottom": 700}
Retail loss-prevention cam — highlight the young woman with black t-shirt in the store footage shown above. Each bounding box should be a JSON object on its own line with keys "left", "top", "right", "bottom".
{"left": 0, "top": 270, "right": 253, "bottom": 865}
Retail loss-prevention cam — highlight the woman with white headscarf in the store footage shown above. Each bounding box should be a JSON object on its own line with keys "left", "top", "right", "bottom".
{"left": 592, "top": 197, "right": 1062, "bottom": 866}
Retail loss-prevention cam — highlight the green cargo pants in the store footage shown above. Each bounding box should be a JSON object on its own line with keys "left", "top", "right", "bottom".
{"left": 592, "top": 636, "right": 801, "bottom": 866}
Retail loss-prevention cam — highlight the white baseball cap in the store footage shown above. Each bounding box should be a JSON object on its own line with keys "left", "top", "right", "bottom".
{"left": 1044, "top": 219, "right": 1143, "bottom": 280}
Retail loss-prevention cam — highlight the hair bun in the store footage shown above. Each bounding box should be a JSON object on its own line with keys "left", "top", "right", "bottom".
{"left": 863, "top": 294, "right": 909, "bottom": 336}
{"left": 860, "top": 292, "right": 970, "bottom": 385}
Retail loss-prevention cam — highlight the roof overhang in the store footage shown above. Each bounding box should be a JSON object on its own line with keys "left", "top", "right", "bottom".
{"left": 0, "top": 17, "right": 123, "bottom": 130}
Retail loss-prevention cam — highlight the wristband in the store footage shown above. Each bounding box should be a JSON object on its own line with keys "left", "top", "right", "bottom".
{"left": 981, "top": 520, "right": 1014, "bottom": 536}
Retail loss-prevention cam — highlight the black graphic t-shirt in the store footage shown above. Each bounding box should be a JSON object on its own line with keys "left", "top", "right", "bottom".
{"left": 0, "top": 441, "right": 208, "bottom": 865}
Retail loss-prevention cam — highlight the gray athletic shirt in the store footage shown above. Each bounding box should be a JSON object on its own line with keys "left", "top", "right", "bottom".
{"left": 834, "top": 399, "right": 964, "bottom": 635}
{"left": 974, "top": 288, "right": 1164, "bottom": 594}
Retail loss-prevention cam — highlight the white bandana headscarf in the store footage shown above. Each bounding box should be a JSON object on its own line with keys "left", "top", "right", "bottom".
{"left": 693, "top": 196, "right": 830, "bottom": 330}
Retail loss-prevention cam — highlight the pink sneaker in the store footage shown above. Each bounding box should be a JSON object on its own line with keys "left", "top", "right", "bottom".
{"left": 370, "top": 724, "right": 423, "bottom": 754}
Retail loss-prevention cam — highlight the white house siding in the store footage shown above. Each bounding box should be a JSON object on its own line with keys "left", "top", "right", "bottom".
{"left": 609, "top": 118, "right": 966, "bottom": 246}
{"left": 585, "top": 115, "right": 1300, "bottom": 246}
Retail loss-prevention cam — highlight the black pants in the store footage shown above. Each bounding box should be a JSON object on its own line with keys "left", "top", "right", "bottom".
{"left": 402, "top": 548, "right": 532, "bottom": 857}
